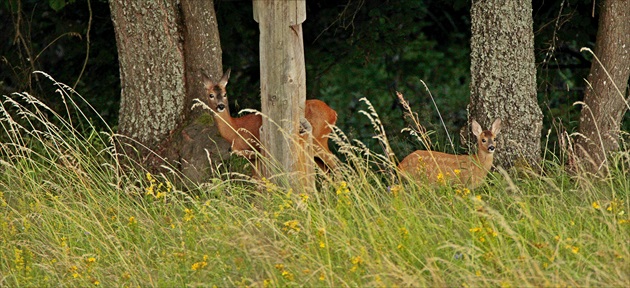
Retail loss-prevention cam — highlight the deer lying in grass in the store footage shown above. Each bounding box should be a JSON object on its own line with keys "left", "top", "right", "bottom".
{"left": 398, "top": 119, "right": 501, "bottom": 189}
{"left": 202, "top": 69, "right": 337, "bottom": 171}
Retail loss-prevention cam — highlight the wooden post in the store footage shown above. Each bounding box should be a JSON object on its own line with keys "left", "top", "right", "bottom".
{"left": 253, "top": 0, "right": 314, "bottom": 190}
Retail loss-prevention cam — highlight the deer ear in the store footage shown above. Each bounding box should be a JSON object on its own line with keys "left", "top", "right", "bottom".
{"left": 219, "top": 68, "right": 231, "bottom": 87}
{"left": 471, "top": 120, "right": 483, "bottom": 137}
{"left": 491, "top": 118, "right": 502, "bottom": 135}
{"left": 202, "top": 74, "right": 213, "bottom": 90}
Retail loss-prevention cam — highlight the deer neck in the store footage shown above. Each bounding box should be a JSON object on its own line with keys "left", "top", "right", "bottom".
{"left": 473, "top": 149, "right": 494, "bottom": 172}
{"left": 212, "top": 109, "right": 239, "bottom": 142}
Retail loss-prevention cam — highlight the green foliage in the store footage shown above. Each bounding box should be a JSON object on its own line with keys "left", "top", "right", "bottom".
{"left": 49, "top": 0, "right": 75, "bottom": 11}
{"left": 1, "top": 77, "right": 629, "bottom": 286}
{"left": 0, "top": 0, "right": 119, "bottom": 128}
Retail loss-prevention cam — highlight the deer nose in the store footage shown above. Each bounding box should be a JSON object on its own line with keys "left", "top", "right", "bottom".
{"left": 216, "top": 103, "right": 226, "bottom": 112}
{"left": 488, "top": 145, "right": 495, "bottom": 153}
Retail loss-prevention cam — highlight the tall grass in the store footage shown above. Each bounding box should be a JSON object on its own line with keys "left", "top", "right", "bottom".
{"left": 1, "top": 74, "right": 628, "bottom": 287}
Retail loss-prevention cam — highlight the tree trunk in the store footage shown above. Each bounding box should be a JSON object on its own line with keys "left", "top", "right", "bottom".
{"left": 109, "top": 0, "right": 230, "bottom": 183}
{"left": 576, "top": 0, "right": 630, "bottom": 175}
{"left": 469, "top": 0, "right": 542, "bottom": 169}
{"left": 254, "top": 0, "right": 313, "bottom": 190}
{"left": 109, "top": 0, "right": 184, "bottom": 147}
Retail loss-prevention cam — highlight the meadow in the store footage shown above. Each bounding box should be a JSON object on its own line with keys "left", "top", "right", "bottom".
{"left": 1, "top": 75, "right": 628, "bottom": 287}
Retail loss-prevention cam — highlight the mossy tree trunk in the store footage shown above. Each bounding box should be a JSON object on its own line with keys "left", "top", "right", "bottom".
{"left": 109, "top": 0, "right": 230, "bottom": 183}
{"left": 576, "top": 0, "right": 630, "bottom": 175}
{"left": 469, "top": 0, "right": 542, "bottom": 169}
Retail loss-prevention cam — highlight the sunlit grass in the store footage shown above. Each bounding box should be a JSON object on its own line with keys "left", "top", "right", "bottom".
{"left": 1, "top": 74, "right": 628, "bottom": 287}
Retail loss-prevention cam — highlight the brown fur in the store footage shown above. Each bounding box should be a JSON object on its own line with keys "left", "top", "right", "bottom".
{"left": 203, "top": 69, "right": 337, "bottom": 170}
{"left": 398, "top": 119, "right": 501, "bottom": 189}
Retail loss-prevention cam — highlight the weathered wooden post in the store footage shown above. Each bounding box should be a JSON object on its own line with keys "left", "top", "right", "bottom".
{"left": 253, "top": 0, "right": 314, "bottom": 190}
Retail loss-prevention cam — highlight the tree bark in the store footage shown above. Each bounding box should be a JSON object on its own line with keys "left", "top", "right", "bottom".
{"left": 109, "top": 0, "right": 230, "bottom": 183}
{"left": 576, "top": 0, "right": 630, "bottom": 175}
{"left": 254, "top": 0, "right": 313, "bottom": 190}
{"left": 109, "top": 0, "right": 185, "bottom": 148}
{"left": 469, "top": 0, "right": 543, "bottom": 169}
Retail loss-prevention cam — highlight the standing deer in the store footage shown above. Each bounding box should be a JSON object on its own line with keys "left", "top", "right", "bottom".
{"left": 203, "top": 69, "right": 337, "bottom": 171}
{"left": 398, "top": 119, "right": 501, "bottom": 189}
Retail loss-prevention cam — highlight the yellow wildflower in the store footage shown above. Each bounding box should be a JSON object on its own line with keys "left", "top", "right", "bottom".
{"left": 69, "top": 265, "right": 80, "bottom": 278}
{"left": 399, "top": 227, "right": 409, "bottom": 239}
{"left": 335, "top": 181, "right": 351, "bottom": 206}
{"left": 351, "top": 255, "right": 363, "bottom": 265}
{"left": 469, "top": 227, "right": 482, "bottom": 233}
{"left": 436, "top": 172, "right": 446, "bottom": 185}
{"left": 565, "top": 245, "right": 579, "bottom": 254}
{"left": 121, "top": 272, "right": 131, "bottom": 280}
{"left": 262, "top": 177, "right": 278, "bottom": 193}
{"left": 336, "top": 181, "right": 349, "bottom": 195}
{"left": 183, "top": 209, "right": 194, "bottom": 222}
{"left": 389, "top": 185, "right": 402, "bottom": 196}
{"left": 13, "top": 248, "right": 24, "bottom": 270}
{"left": 592, "top": 201, "right": 600, "bottom": 209}
{"left": 0, "top": 192, "right": 7, "bottom": 207}
{"left": 191, "top": 255, "right": 208, "bottom": 271}
{"left": 455, "top": 188, "right": 471, "bottom": 197}
{"left": 282, "top": 270, "right": 294, "bottom": 281}
{"left": 145, "top": 184, "right": 155, "bottom": 196}
{"left": 283, "top": 220, "right": 301, "bottom": 233}
{"left": 349, "top": 255, "right": 363, "bottom": 272}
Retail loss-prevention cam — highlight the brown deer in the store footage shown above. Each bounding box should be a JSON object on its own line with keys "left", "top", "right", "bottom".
{"left": 202, "top": 69, "right": 337, "bottom": 171}
{"left": 398, "top": 119, "right": 501, "bottom": 189}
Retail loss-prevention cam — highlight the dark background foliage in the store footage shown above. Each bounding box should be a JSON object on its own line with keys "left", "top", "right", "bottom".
{"left": 1, "top": 0, "right": 624, "bottom": 160}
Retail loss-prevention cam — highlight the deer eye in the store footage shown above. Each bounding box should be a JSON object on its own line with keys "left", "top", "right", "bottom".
{"left": 482, "top": 139, "right": 487, "bottom": 143}
{"left": 209, "top": 93, "right": 215, "bottom": 99}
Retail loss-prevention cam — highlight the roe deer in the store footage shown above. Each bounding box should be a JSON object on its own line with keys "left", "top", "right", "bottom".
{"left": 203, "top": 69, "right": 337, "bottom": 170}
{"left": 398, "top": 119, "right": 501, "bottom": 189}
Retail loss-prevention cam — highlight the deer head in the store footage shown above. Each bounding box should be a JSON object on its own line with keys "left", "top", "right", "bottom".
{"left": 202, "top": 69, "right": 231, "bottom": 114}
{"left": 472, "top": 118, "right": 501, "bottom": 154}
